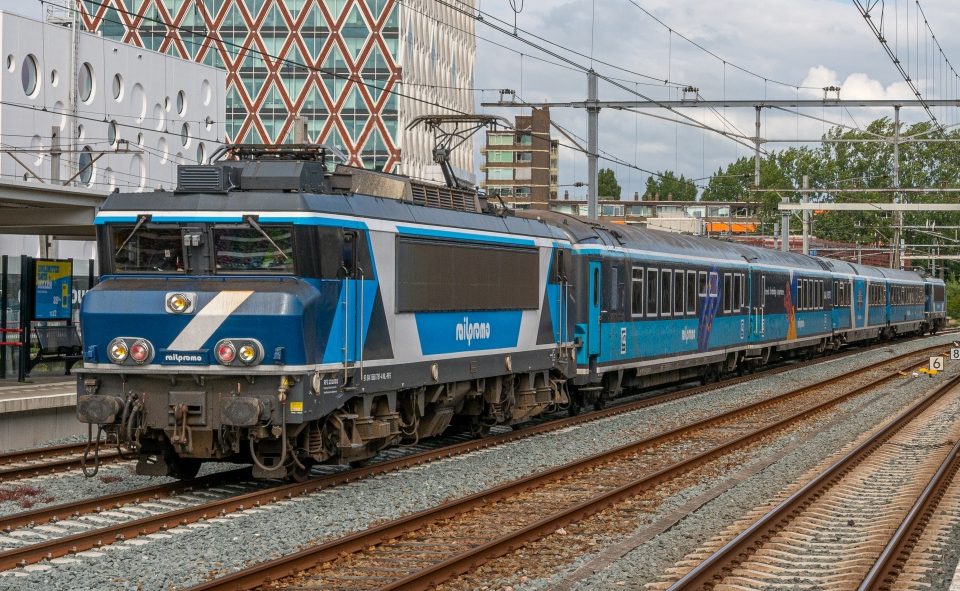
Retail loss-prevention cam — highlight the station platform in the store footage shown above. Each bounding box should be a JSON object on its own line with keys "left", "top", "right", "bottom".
{"left": 0, "top": 377, "right": 82, "bottom": 451}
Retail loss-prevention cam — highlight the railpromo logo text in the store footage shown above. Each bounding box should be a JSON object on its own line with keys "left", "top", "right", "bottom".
{"left": 455, "top": 316, "right": 492, "bottom": 347}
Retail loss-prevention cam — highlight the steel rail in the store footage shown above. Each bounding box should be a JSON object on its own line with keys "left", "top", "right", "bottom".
{"left": 0, "top": 442, "right": 92, "bottom": 465}
{"left": 0, "top": 449, "right": 122, "bottom": 482}
{"left": 0, "top": 467, "right": 251, "bottom": 532}
{"left": 181, "top": 349, "right": 945, "bottom": 590}
{"left": 857, "top": 437, "right": 960, "bottom": 591}
{"left": 667, "top": 374, "right": 960, "bottom": 590}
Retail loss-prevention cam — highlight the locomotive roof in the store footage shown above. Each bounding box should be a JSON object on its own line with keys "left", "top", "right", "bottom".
{"left": 98, "top": 188, "right": 569, "bottom": 243}
{"left": 101, "top": 188, "right": 926, "bottom": 281}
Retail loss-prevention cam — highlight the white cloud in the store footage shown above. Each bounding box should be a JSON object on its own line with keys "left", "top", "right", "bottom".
{"left": 800, "top": 66, "right": 914, "bottom": 100}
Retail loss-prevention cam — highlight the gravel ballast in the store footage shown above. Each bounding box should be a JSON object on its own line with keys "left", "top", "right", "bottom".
{"left": 2, "top": 333, "right": 958, "bottom": 591}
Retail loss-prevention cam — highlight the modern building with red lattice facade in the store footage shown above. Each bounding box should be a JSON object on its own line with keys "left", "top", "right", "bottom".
{"left": 76, "top": 0, "right": 475, "bottom": 180}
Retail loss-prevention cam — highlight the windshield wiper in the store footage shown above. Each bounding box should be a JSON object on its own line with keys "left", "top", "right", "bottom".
{"left": 114, "top": 214, "right": 150, "bottom": 257}
{"left": 244, "top": 215, "right": 289, "bottom": 262}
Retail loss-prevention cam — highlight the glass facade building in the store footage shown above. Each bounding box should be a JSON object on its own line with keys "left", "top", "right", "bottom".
{"left": 76, "top": 0, "right": 475, "bottom": 177}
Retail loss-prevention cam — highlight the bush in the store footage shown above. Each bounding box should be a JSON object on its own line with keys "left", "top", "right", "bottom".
{"left": 946, "top": 281, "right": 960, "bottom": 321}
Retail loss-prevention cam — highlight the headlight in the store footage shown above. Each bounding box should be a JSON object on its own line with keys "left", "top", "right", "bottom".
{"left": 107, "top": 338, "right": 128, "bottom": 363}
{"left": 166, "top": 292, "right": 193, "bottom": 314}
{"left": 108, "top": 337, "right": 153, "bottom": 365}
{"left": 129, "top": 339, "right": 152, "bottom": 364}
{"left": 215, "top": 341, "right": 236, "bottom": 364}
{"left": 238, "top": 344, "right": 257, "bottom": 364}
{"left": 214, "top": 339, "right": 263, "bottom": 366}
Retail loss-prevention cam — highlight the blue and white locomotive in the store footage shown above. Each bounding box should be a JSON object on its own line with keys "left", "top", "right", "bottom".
{"left": 75, "top": 145, "right": 946, "bottom": 479}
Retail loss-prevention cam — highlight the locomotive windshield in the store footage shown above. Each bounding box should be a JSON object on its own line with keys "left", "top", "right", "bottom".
{"left": 112, "top": 225, "right": 185, "bottom": 273}
{"left": 213, "top": 225, "right": 295, "bottom": 274}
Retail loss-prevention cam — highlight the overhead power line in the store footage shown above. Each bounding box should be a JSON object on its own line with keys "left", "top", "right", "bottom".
{"left": 851, "top": 0, "right": 955, "bottom": 132}
{"left": 624, "top": 0, "right": 821, "bottom": 91}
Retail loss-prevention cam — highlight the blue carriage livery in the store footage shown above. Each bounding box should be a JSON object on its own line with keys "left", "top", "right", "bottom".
{"left": 75, "top": 145, "right": 947, "bottom": 479}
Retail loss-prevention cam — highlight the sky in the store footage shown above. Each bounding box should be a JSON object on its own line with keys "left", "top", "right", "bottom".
{"left": 2, "top": 0, "right": 959, "bottom": 199}
{"left": 470, "top": 0, "right": 960, "bottom": 199}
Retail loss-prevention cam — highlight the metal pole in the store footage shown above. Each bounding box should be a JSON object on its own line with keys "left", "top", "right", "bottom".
{"left": 802, "top": 175, "right": 810, "bottom": 255}
{"left": 18, "top": 256, "right": 30, "bottom": 382}
{"left": 781, "top": 196, "right": 790, "bottom": 253}
{"left": 893, "top": 105, "right": 902, "bottom": 269}
{"left": 586, "top": 69, "right": 599, "bottom": 220}
{"left": 68, "top": 7, "right": 79, "bottom": 185}
{"left": 754, "top": 106, "right": 761, "bottom": 189}
{"left": 0, "top": 255, "right": 7, "bottom": 379}
{"left": 50, "top": 126, "right": 60, "bottom": 184}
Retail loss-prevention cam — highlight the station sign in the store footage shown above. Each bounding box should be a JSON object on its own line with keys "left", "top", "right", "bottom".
{"left": 33, "top": 259, "right": 73, "bottom": 320}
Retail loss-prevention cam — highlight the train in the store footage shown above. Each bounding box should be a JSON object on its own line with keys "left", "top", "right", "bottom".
{"left": 75, "top": 145, "right": 947, "bottom": 480}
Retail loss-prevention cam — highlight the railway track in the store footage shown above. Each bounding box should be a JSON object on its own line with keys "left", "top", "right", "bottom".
{"left": 178, "top": 345, "right": 950, "bottom": 590}
{"left": 0, "top": 442, "right": 121, "bottom": 482}
{"left": 0, "top": 340, "right": 946, "bottom": 577}
{"left": 0, "top": 336, "right": 945, "bottom": 580}
{"left": 664, "top": 373, "right": 960, "bottom": 590}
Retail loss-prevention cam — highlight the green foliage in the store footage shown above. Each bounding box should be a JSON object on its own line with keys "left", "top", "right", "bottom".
{"left": 703, "top": 116, "right": 960, "bottom": 276}
{"left": 643, "top": 170, "right": 697, "bottom": 201}
{"left": 947, "top": 281, "right": 960, "bottom": 320}
{"left": 598, "top": 168, "right": 621, "bottom": 199}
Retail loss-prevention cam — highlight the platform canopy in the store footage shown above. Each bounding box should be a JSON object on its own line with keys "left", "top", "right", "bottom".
{"left": 0, "top": 178, "right": 107, "bottom": 238}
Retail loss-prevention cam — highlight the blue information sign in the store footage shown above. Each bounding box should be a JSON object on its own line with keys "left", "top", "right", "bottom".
{"left": 33, "top": 259, "right": 73, "bottom": 320}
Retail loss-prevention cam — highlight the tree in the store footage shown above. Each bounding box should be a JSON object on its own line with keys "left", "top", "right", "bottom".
{"left": 643, "top": 170, "right": 697, "bottom": 201}
{"left": 701, "top": 115, "right": 960, "bottom": 277}
{"left": 598, "top": 168, "right": 621, "bottom": 198}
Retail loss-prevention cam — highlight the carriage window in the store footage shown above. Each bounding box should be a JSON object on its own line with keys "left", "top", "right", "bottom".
{"left": 214, "top": 225, "right": 295, "bottom": 274}
{"left": 708, "top": 272, "right": 719, "bottom": 297}
{"left": 698, "top": 271, "right": 708, "bottom": 297}
{"left": 740, "top": 275, "right": 746, "bottom": 309}
{"left": 646, "top": 269, "right": 658, "bottom": 316}
{"left": 722, "top": 274, "right": 732, "bottom": 313}
{"left": 733, "top": 274, "right": 742, "bottom": 311}
{"left": 674, "top": 270, "right": 684, "bottom": 316}
{"left": 687, "top": 271, "right": 697, "bottom": 314}
{"left": 610, "top": 266, "right": 620, "bottom": 311}
{"left": 631, "top": 267, "right": 643, "bottom": 317}
{"left": 112, "top": 224, "right": 185, "bottom": 273}
{"left": 661, "top": 270, "right": 672, "bottom": 316}
{"left": 593, "top": 268, "right": 600, "bottom": 307}
{"left": 797, "top": 281, "right": 804, "bottom": 311}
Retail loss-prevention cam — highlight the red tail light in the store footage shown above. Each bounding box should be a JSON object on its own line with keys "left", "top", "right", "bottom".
{"left": 216, "top": 341, "right": 236, "bottom": 364}
{"left": 130, "top": 341, "right": 150, "bottom": 364}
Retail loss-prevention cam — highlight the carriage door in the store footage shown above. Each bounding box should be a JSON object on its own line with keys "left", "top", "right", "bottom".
{"left": 752, "top": 272, "right": 766, "bottom": 338}
{"left": 853, "top": 278, "right": 867, "bottom": 328}
{"left": 341, "top": 231, "right": 364, "bottom": 383}
{"left": 587, "top": 260, "right": 602, "bottom": 359}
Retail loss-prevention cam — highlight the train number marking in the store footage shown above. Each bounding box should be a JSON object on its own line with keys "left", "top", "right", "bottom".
{"left": 620, "top": 328, "right": 627, "bottom": 355}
